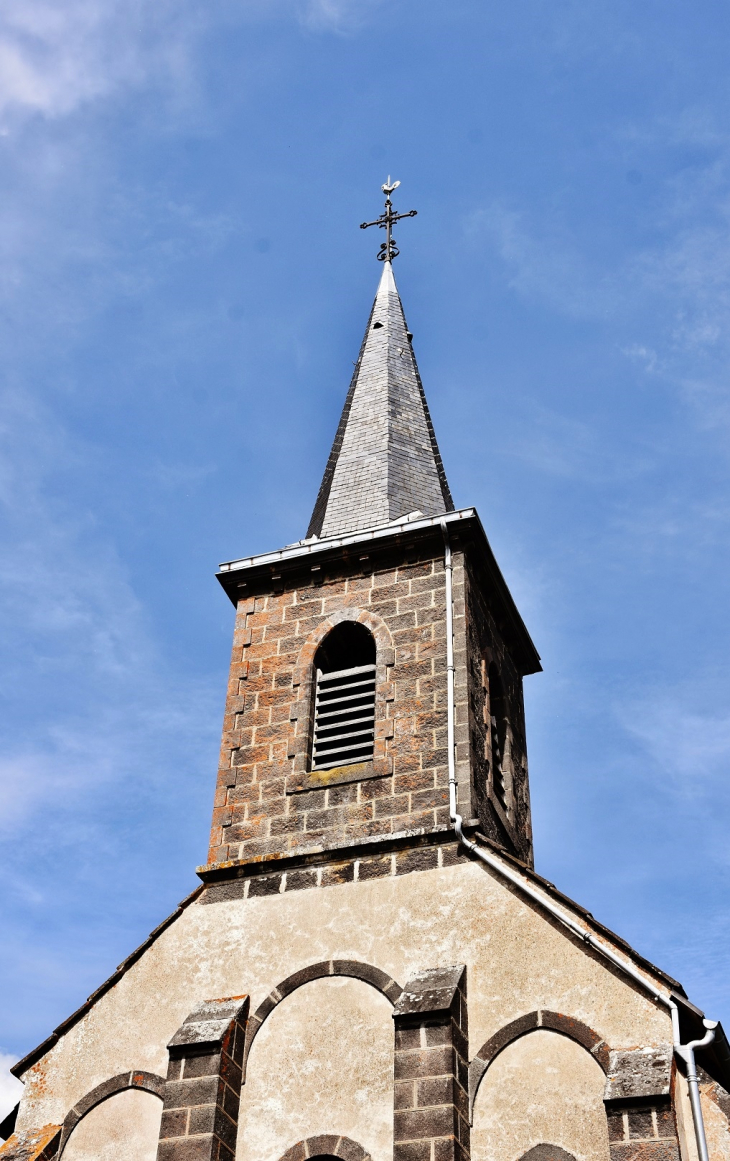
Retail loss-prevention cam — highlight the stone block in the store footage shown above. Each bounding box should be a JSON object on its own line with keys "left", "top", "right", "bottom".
{"left": 157, "top": 996, "right": 248, "bottom": 1161}
{"left": 604, "top": 1047, "right": 673, "bottom": 1101}
{"left": 394, "top": 966, "right": 465, "bottom": 1018}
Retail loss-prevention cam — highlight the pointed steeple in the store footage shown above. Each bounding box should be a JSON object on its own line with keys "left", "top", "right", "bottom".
{"left": 307, "top": 261, "right": 454, "bottom": 539}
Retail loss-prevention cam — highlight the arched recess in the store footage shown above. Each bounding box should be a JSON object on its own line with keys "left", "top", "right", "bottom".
{"left": 58, "top": 1071, "right": 164, "bottom": 1157}
{"left": 469, "top": 1010, "right": 610, "bottom": 1117}
{"left": 244, "top": 958, "right": 402, "bottom": 1076}
{"left": 277, "top": 1135, "right": 373, "bottom": 1160}
{"left": 238, "top": 974, "right": 394, "bottom": 1161}
{"left": 472, "top": 1029, "right": 609, "bottom": 1161}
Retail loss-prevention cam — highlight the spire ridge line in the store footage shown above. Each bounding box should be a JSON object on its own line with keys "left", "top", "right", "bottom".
{"left": 306, "top": 223, "right": 453, "bottom": 540}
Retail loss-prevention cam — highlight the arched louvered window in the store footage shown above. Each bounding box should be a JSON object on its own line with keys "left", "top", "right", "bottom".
{"left": 311, "top": 622, "right": 376, "bottom": 770}
{"left": 487, "top": 663, "right": 509, "bottom": 811}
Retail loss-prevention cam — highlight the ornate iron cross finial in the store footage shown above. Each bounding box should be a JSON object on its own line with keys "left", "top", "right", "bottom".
{"left": 360, "top": 177, "right": 417, "bottom": 262}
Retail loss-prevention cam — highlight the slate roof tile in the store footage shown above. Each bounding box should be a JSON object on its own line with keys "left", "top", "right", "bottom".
{"left": 307, "top": 262, "right": 453, "bottom": 538}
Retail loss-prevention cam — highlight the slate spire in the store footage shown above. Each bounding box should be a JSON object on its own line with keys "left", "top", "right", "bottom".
{"left": 307, "top": 261, "right": 454, "bottom": 539}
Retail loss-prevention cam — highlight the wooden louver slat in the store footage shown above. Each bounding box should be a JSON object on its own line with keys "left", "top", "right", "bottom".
{"left": 312, "top": 662, "right": 376, "bottom": 770}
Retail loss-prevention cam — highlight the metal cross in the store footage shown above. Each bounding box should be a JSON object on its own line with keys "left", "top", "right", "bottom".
{"left": 360, "top": 178, "right": 417, "bottom": 262}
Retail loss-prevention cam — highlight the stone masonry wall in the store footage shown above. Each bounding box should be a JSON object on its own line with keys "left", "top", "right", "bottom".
{"left": 207, "top": 547, "right": 471, "bottom": 867}
{"left": 605, "top": 1100, "right": 680, "bottom": 1161}
{"left": 464, "top": 556, "right": 533, "bottom": 866}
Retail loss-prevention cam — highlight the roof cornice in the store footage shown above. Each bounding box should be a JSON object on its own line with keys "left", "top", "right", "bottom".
{"left": 219, "top": 507, "right": 473, "bottom": 576}
{"left": 217, "top": 506, "right": 542, "bottom": 676}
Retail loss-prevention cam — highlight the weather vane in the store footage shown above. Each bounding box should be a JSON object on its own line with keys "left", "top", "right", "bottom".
{"left": 360, "top": 178, "right": 417, "bottom": 261}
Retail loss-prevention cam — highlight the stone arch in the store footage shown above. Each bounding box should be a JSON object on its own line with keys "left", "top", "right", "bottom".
{"left": 519, "top": 1146, "right": 577, "bottom": 1161}
{"left": 291, "top": 608, "right": 395, "bottom": 776}
{"left": 277, "top": 1135, "right": 372, "bottom": 1160}
{"left": 292, "top": 607, "right": 394, "bottom": 688}
{"left": 243, "top": 959, "right": 402, "bottom": 1077}
{"left": 58, "top": 1071, "right": 164, "bottom": 1156}
{"left": 469, "top": 1009, "right": 611, "bottom": 1117}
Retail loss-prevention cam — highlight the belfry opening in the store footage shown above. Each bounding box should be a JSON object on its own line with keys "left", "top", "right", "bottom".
{"left": 312, "top": 623, "right": 377, "bottom": 771}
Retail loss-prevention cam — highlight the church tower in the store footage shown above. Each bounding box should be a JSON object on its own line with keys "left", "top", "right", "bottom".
{"left": 3, "top": 183, "right": 730, "bottom": 1161}
{"left": 207, "top": 250, "right": 540, "bottom": 884}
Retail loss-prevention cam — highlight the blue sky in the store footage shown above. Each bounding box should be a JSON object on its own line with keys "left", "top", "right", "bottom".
{"left": 2, "top": 0, "right": 730, "bottom": 1116}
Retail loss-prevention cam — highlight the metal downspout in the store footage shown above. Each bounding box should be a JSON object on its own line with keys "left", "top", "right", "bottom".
{"left": 442, "top": 519, "right": 460, "bottom": 833}
{"left": 674, "top": 1021, "right": 718, "bottom": 1161}
{"left": 439, "top": 519, "right": 716, "bottom": 1158}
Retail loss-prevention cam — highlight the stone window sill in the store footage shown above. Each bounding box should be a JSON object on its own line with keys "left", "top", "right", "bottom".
{"left": 285, "top": 760, "right": 390, "bottom": 794}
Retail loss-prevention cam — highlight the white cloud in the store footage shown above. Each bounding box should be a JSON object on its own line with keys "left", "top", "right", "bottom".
{"left": 298, "top": 0, "right": 384, "bottom": 32}
{"left": 636, "top": 219, "right": 730, "bottom": 353}
{"left": 466, "top": 194, "right": 730, "bottom": 348}
{"left": 620, "top": 694, "right": 730, "bottom": 800}
{"left": 466, "top": 106, "right": 730, "bottom": 343}
{"left": 622, "top": 344, "right": 659, "bottom": 374}
{"left": 0, "top": 0, "right": 212, "bottom": 122}
{"left": 465, "top": 203, "right": 611, "bottom": 320}
{"left": 0, "top": 1051, "right": 22, "bottom": 1124}
{"left": 467, "top": 143, "right": 730, "bottom": 450}
{"left": 0, "top": 383, "right": 219, "bottom": 841}
{"left": 503, "top": 403, "right": 651, "bottom": 484}
{"left": 0, "top": 754, "right": 48, "bottom": 830}
{"left": 0, "top": 0, "right": 379, "bottom": 123}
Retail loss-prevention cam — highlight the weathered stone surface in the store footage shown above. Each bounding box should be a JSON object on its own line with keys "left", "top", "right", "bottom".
{"left": 157, "top": 997, "right": 248, "bottom": 1161}
{"left": 393, "top": 964, "right": 468, "bottom": 1161}
{"left": 393, "top": 965, "right": 466, "bottom": 1018}
{"left": 0, "top": 1125, "right": 60, "bottom": 1161}
{"left": 604, "top": 1048, "right": 673, "bottom": 1101}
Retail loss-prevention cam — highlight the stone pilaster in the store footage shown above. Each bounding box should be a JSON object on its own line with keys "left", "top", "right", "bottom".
{"left": 392, "top": 965, "right": 469, "bottom": 1161}
{"left": 604, "top": 1047, "right": 680, "bottom": 1161}
{"left": 157, "top": 996, "right": 248, "bottom": 1161}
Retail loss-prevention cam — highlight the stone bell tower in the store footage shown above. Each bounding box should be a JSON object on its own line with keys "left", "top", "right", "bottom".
{"left": 202, "top": 250, "right": 541, "bottom": 886}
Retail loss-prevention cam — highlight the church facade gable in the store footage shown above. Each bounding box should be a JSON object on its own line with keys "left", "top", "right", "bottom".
{"left": 5, "top": 846, "right": 705, "bottom": 1161}
{"left": 4, "top": 200, "right": 730, "bottom": 1161}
